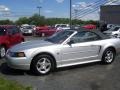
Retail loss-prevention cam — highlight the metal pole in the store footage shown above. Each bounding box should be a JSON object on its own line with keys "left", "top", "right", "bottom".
{"left": 70, "top": 0, "right": 72, "bottom": 29}
{"left": 37, "top": 6, "right": 41, "bottom": 16}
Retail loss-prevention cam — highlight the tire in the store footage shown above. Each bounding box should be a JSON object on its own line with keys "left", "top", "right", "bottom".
{"left": 33, "top": 32, "right": 36, "bottom": 37}
{"left": 0, "top": 46, "right": 6, "bottom": 58}
{"left": 31, "top": 54, "right": 55, "bottom": 75}
{"left": 114, "top": 34, "right": 118, "bottom": 38}
{"left": 102, "top": 48, "right": 115, "bottom": 64}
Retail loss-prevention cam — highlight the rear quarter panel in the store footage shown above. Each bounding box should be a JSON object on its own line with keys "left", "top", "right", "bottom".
{"left": 96, "top": 38, "right": 120, "bottom": 59}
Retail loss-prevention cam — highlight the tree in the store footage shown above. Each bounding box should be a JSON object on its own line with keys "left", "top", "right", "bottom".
{"left": 0, "top": 19, "right": 14, "bottom": 25}
{"left": 29, "top": 14, "right": 46, "bottom": 26}
{"left": 15, "top": 17, "right": 29, "bottom": 25}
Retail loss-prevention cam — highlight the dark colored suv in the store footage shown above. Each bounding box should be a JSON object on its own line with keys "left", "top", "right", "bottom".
{"left": 0, "top": 25, "right": 24, "bottom": 58}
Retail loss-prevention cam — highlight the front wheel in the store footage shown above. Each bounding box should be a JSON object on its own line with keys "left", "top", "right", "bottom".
{"left": 102, "top": 48, "right": 115, "bottom": 64}
{"left": 31, "top": 55, "right": 55, "bottom": 75}
{"left": 0, "top": 46, "right": 6, "bottom": 58}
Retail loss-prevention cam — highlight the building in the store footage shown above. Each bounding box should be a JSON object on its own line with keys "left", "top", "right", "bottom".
{"left": 100, "top": 5, "right": 120, "bottom": 24}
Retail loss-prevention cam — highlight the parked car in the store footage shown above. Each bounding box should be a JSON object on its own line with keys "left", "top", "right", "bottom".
{"left": 107, "top": 24, "right": 116, "bottom": 29}
{"left": 0, "top": 25, "right": 24, "bottom": 58}
{"left": 34, "top": 26, "right": 58, "bottom": 37}
{"left": 103, "top": 26, "right": 120, "bottom": 38}
{"left": 20, "top": 25, "right": 34, "bottom": 35}
{"left": 6, "top": 29, "right": 120, "bottom": 75}
{"left": 82, "top": 24, "right": 96, "bottom": 30}
{"left": 55, "top": 24, "right": 70, "bottom": 30}
{"left": 55, "top": 24, "right": 69, "bottom": 28}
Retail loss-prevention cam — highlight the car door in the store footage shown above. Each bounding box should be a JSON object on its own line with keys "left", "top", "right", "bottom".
{"left": 60, "top": 31, "right": 102, "bottom": 65}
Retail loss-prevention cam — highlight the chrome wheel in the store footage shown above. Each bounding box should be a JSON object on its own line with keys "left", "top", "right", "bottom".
{"left": 36, "top": 57, "right": 51, "bottom": 74}
{"left": 105, "top": 50, "right": 114, "bottom": 63}
{"left": 102, "top": 48, "right": 115, "bottom": 64}
{"left": 0, "top": 46, "right": 6, "bottom": 58}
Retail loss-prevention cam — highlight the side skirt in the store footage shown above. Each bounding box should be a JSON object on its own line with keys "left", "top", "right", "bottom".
{"left": 57, "top": 59, "right": 101, "bottom": 68}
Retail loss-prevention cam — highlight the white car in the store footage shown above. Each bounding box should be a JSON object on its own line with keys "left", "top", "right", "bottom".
{"left": 107, "top": 24, "right": 116, "bottom": 29}
{"left": 21, "top": 25, "right": 34, "bottom": 35}
{"left": 103, "top": 26, "right": 120, "bottom": 38}
{"left": 6, "top": 29, "right": 120, "bottom": 75}
{"left": 55, "top": 24, "right": 70, "bottom": 30}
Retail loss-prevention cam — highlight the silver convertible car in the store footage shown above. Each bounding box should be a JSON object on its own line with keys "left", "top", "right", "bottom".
{"left": 6, "top": 29, "right": 120, "bottom": 75}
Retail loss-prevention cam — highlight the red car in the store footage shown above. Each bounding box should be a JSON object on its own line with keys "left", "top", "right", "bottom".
{"left": 82, "top": 24, "right": 96, "bottom": 30}
{"left": 0, "top": 25, "right": 24, "bottom": 58}
{"left": 34, "top": 26, "right": 58, "bottom": 37}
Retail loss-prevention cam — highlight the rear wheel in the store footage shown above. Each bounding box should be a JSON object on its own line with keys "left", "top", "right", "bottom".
{"left": 102, "top": 48, "right": 115, "bottom": 64}
{"left": 0, "top": 46, "right": 6, "bottom": 58}
{"left": 31, "top": 54, "right": 55, "bottom": 75}
{"left": 114, "top": 34, "right": 118, "bottom": 38}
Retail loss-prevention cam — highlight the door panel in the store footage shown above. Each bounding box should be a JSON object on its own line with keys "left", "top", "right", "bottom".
{"left": 60, "top": 41, "right": 101, "bottom": 65}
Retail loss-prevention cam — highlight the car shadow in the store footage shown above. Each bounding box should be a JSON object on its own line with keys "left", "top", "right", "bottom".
{"left": 55, "top": 62, "right": 101, "bottom": 72}
{"left": 0, "top": 62, "right": 101, "bottom": 76}
{"left": 0, "top": 63, "right": 26, "bottom": 76}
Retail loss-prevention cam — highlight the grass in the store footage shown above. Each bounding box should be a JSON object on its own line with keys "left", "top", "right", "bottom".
{"left": 0, "top": 76, "right": 32, "bottom": 90}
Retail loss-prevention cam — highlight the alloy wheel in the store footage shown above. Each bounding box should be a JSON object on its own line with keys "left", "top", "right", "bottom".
{"left": 36, "top": 57, "right": 51, "bottom": 74}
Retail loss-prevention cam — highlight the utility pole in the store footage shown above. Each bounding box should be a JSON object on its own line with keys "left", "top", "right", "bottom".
{"left": 70, "top": 0, "right": 72, "bottom": 29}
{"left": 37, "top": 6, "right": 42, "bottom": 16}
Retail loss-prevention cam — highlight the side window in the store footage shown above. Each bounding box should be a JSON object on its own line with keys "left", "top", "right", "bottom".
{"left": 13, "top": 27, "right": 20, "bottom": 33}
{"left": 71, "top": 31, "right": 101, "bottom": 43}
{"left": 7, "top": 28, "right": 14, "bottom": 35}
{"left": 8, "top": 27, "right": 20, "bottom": 35}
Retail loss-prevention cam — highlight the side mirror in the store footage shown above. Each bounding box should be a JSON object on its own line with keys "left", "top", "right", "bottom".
{"left": 67, "top": 40, "right": 74, "bottom": 45}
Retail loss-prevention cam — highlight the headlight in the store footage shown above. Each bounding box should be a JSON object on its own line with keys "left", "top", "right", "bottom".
{"left": 9, "top": 52, "right": 25, "bottom": 57}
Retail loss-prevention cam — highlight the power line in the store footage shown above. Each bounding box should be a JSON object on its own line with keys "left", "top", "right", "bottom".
{"left": 72, "top": 0, "right": 105, "bottom": 15}
{"left": 77, "top": 0, "right": 119, "bottom": 19}
{"left": 72, "top": 0, "right": 119, "bottom": 19}
{"left": 72, "top": 0, "right": 106, "bottom": 19}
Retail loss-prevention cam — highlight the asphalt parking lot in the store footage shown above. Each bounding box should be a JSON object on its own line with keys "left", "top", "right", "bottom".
{"left": 0, "top": 36, "right": 120, "bottom": 90}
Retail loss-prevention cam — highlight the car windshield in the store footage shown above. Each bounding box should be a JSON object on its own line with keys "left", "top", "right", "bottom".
{"left": 45, "top": 30, "right": 74, "bottom": 44}
{"left": 0, "top": 28, "right": 6, "bottom": 36}
{"left": 23, "top": 26, "right": 32, "bottom": 29}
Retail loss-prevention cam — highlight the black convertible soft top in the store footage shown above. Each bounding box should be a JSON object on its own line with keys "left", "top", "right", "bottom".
{"left": 73, "top": 28, "right": 109, "bottom": 39}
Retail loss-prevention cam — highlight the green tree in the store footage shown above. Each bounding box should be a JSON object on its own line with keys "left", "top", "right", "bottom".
{"left": 15, "top": 17, "right": 29, "bottom": 25}
{"left": 0, "top": 19, "right": 14, "bottom": 25}
{"left": 29, "top": 14, "right": 46, "bottom": 26}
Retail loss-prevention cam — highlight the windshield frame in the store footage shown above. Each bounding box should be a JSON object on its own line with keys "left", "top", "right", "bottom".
{"left": 45, "top": 30, "right": 75, "bottom": 44}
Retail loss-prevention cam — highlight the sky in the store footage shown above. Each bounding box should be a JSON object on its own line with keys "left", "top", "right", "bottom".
{"left": 0, "top": 0, "right": 120, "bottom": 21}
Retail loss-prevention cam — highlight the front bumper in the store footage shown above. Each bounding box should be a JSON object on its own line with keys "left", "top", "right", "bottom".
{"left": 22, "top": 30, "right": 33, "bottom": 34}
{"left": 5, "top": 55, "right": 30, "bottom": 70}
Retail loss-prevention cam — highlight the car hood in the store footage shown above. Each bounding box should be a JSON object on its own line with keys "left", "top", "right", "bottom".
{"left": 10, "top": 40, "right": 54, "bottom": 51}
